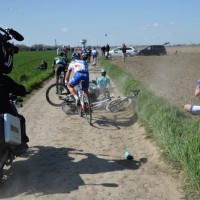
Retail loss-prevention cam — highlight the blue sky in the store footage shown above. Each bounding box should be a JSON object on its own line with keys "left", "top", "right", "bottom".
{"left": 1, "top": 0, "right": 200, "bottom": 47}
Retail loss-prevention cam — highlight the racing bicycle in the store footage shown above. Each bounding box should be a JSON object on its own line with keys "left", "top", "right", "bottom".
{"left": 76, "top": 80, "right": 92, "bottom": 125}
{"left": 106, "top": 90, "right": 140, "bottom": 113}
{"left": 46, "top": 82, "right": 70, "bottom": 107}
{"left": 91, "top": 90, "right": 113, "bottom": 110}
{"left": 46, "top": 81, "right": 92, "bottom": 125}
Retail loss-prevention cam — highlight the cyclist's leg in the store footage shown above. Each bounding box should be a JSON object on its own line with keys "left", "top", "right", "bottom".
{"left": 184, "top": 104, "right": 200, "bottom": 114}
{"left": 82, "top": 73, "right": 90, "bottom": 96}
{"left": 56, "top": 66, "right": 62, "bottom": 84}
{"left": 68, "top": 73, "right": 80, "bottom": 96}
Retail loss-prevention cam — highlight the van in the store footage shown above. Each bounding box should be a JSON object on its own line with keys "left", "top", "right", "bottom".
{"left": 137, "top": 45, "right": 167, "bottom": 56}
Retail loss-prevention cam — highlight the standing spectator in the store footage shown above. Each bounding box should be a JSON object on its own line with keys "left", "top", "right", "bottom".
{"left": 101, "top": 45, "right": 106, "bottom": 56}
{"left": 105, "top": 44, "right": 110, "bottom": 59}
{"left": 121, "top": 43, "right": 127, "bottom": 62}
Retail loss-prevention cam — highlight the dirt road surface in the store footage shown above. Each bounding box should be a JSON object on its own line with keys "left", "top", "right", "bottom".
{"left": 0, "top": 65, "right": 184, "bottom": 200}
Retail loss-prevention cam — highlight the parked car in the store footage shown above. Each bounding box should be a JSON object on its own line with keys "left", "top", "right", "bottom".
{"left": 137, "top": 45, "right": 167, "bottom": 56}
{"left": 109, "top": 46, "right": 137, "bottom": 57}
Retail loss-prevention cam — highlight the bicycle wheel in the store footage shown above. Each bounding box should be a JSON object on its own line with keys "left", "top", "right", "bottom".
{"left": 83, "top": 93, "right": 92, "bottom": 124}
{"left": 46, "top": 83, "right": 69, "bottom": 107}
{"left": 106, "top": 97, "right": 132, "bottom": 113}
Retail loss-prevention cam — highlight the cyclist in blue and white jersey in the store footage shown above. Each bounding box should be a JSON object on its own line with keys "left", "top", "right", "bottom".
{"left": 65, "top": 53, "right": 89, "bottom": 104}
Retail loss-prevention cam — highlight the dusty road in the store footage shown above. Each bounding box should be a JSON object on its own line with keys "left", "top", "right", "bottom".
{"left": 0, "top": 65, "right": 183, "bottom": 200}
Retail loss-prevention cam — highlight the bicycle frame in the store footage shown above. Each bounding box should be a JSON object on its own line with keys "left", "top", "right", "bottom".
{"left": 76, "top": 82, "right": 92, "bottom": 124}
{"left": 91, "top": 91, "right": 112, "bottom": 110}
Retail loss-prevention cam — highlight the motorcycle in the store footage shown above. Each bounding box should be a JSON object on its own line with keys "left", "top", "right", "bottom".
{"left": 0, "top": 27, "right": 26, "bottom": 182}
{"left": 0, "top": 94, "right": 25, "bottom": 181}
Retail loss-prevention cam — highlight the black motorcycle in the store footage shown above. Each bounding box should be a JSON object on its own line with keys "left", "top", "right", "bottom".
{"left": 0, "top": 27, "right": 26, "bottom": 182}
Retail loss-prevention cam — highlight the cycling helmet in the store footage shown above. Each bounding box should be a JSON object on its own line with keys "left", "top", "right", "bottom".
{"left": 101, "top": 69, "right": 106, "bottom": 75}
{"left": 76, "top": 53, "right": 81, "bottom": 59}
{"left": 58, "top": 52, "right": 64, "bottom": 56}
{"left": 71, "top": 53, "right": 77, "bottom": 59}
{"left": 82, "top": 53, "right": 88, "bottom": 60}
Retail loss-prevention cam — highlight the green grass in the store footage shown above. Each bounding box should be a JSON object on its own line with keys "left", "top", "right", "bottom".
{"left": 100, "top": 57, "right": 200, "bottom": 199}
{"left": 9, "top": 50, "right": 71, "bottom": 92}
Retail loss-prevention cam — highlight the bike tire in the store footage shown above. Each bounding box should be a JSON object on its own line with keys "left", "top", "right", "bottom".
{"left": 46, "top": 83, "right": 69, "bottom": 107}
{"left": 83, "top": 93, "right": 92, "bottom": 125}
{"left": 106, "top": 97, "right": 132, "bottom": 113}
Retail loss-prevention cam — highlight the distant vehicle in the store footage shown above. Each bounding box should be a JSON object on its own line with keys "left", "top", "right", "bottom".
{"left": 137, "top": 45, "right": 167, "bottom": 56}
{"left": 109, "top": 47, "right": 137, "bottom": 57}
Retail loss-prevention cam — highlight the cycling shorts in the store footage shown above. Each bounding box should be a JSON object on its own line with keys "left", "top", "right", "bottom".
{"left": 69, "top": 71, "right": 89, "bottom": 90}
{"left": 190, "top": 105, "right": 200, "bottom": 114}
{"left": 55, "top": 65, "right": 65, "bottom": 76}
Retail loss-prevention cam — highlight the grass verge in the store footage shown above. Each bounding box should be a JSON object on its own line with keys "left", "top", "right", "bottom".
{"left": 100, "top": 57, "right": 200, "bottom": 199}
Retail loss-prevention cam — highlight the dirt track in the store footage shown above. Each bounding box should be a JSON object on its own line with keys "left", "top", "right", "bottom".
{"left": 112, "top": 46, "right": 200, "bottom": 111}
{"left": 0, "top": 64, "right": 184, "bottom": 200}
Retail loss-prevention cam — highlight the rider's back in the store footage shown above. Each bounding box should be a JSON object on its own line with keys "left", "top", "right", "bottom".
{"left": 97, "top": 77, "right": 110, "bottom": 93}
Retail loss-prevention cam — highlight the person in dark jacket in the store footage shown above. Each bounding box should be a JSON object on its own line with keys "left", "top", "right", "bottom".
{"left": 105, "top": 44, "right": 110, "bottom": 59}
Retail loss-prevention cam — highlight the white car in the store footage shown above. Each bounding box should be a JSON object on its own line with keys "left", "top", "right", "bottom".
{"left": 109, "top": 47, "right": 137, "bottom": 57}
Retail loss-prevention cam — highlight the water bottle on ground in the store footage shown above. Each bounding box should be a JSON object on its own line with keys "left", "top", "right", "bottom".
{"left": 124, "top": 151, "right": 133, "bottom": 160}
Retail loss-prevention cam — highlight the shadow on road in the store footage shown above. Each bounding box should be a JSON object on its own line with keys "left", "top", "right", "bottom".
{"left": 0, "top": 146, "right": 146, "bottom": 198}
{"left": 91, "top": 107, "right": 138, "bottom": 130}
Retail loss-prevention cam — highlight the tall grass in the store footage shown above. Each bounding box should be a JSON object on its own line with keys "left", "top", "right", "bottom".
{"left": 100, "top": 57, "right": 200, "bottom": 199}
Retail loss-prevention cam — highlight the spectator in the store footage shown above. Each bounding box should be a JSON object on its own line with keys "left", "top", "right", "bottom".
{"left": 101, "top": 45, "right": 106, "bottom": 56}
{"left": 37, "top": 59, "right": 47, "bottom": 70}
{"left": 184, "top": 79, "right": 200, "bottom": 114}
{"left": 105, "top": 44, "right": 110, "bottom": 59}
{"left": 121, "top": 43, "right": 127, "bottom": 62}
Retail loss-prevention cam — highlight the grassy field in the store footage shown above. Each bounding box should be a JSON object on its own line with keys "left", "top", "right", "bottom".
{"left": 10, "top": 50, "right": 66, "bottom": 92}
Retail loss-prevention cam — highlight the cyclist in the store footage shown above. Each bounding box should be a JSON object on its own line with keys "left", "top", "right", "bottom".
{"left": 96, "top": 69, "right": 111, "bottom": 95}
{"left": 52, "top": 52, "right": 68, "bottom": 85}
{"left": 91, "top": 47, "right": 98, "bottom": 66}
{"left": 65, "top": 53, "right": 89, "bottom": 104}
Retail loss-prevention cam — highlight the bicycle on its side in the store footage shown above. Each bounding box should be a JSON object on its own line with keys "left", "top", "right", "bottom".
{"left": 106, "top": 90, "right": 140, "bottom": 113}
{"left": 91, "top": 90, "right": 112, "bottom": 110}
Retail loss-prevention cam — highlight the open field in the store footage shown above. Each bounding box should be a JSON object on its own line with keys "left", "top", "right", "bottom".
{"left": 112, "top": 45, "right": 200, "bottom": 112}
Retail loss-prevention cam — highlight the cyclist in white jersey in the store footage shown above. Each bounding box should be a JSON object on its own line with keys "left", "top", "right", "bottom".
{"left": 65, "top": 53, "right": 89, "bottom": 103}
{"left": 184, "top": 79, "right": 200, "bottom": 114}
